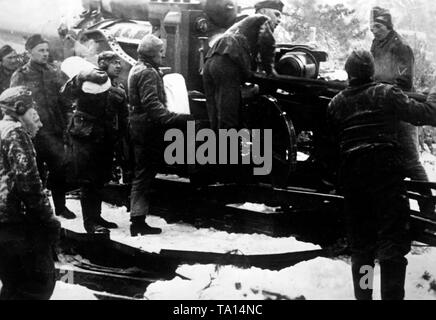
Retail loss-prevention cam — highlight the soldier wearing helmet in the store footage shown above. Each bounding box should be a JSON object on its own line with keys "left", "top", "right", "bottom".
{"left": 327, "top": 50, "right": 436, "bottom": 300}
{"left": 0, "top": 86, "right": 60, "bottom": 300}
{"left": 61, "top": 51, "right": 128, "bottom": 234}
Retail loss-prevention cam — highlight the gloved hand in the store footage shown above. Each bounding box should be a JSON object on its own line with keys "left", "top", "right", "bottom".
{"left": 77, "top": 69, "right": 108, "bottom": 85}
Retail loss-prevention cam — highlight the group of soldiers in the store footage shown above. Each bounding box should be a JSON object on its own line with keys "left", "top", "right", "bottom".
{"left": 205, "top": 3, "right": 436, "bottom": 301}
{"left": 0, "top": 29, "right": 195, "bottom": 298}
{"left": 0, "top": 0, "right": 435, "bottom": 300}
{"left": 328, "top": 8, "right": 436, "bottom": 301}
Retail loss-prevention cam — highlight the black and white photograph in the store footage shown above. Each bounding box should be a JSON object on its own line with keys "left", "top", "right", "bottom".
{"left": 0, "top": 0, "right": 436, "bottom": 305}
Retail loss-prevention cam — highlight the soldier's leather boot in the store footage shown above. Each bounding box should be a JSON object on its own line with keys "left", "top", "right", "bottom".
{"left": 92, "top": 194, "right": 118, "bottom": 229}
{"left": 53, "top": 192, "right": 76, "bottom": 220}
{"left": 380, "top": 258, "right": 407, "bottom": 300}
{"left": 130, "top": 216, "right": 162, "bottom": 236}
{"left": 81, "top": 196, "right": 109, "bottom": 235}
{"left": 351, "top": 255, "right": 374, "bottom": 300}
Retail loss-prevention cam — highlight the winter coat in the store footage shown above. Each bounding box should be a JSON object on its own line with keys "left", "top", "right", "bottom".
{"left": 205, "top": 14, "right": 276, "bottom": 81}
{"left": 63, "top": 77, "right": 129, "bottom": 144}
{"left": 371, "top": 30, "right": 421, "bottom": 168}
{"left": 327, "top": 81, "right": 436, "bottom": 161}
{"left": 128, "top": 59, "right": 191, "bottom": 147}
{"left": 10, "top": 61, "right": 72, "bottom": 136}
{"left": 61, "top": 76, "right": 129, "bottom": 185}
{"left": 0, "top": 117, "right": 53, "bottom": 225}
{"left": 371, "top": 30, "right": 414, "bottom": 91}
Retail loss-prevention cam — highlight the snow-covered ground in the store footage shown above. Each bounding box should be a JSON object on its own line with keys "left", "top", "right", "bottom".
{"left": 51, "top": 282, "right": 98, "bottom": 300}
{"left": 59, "top": 200, "right": 320, "bottom": 255}
{"left": 143, "top": 249, "right": 436, "bottom": 300}
{"left": 51, "top": 152, "right": 436, "bottom": 300}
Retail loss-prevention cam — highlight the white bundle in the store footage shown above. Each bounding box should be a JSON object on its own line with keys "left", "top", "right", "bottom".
{"left": 61, "top": 56, "right": 111, "bottom": 94}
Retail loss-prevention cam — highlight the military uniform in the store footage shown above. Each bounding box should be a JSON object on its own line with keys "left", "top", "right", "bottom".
{"left": 328, "top": 79, "right": 436, "bottom": 300}
{"left": 371, "top": 30, "right": 433, "bottom": 212}
{"left": 62, "top": 75, "right": 128, "bottom": 232}
{"left": 0, "top": 99, "right": 58, "bottom": 299}
{"left": 203, "top": 14, "right": 275, "bottom": 130}
{"left": 10, "top": 60, "right": 73, "bottom": 216}
{"left": 128, "top": 58, "right": 191, "bottom": 222}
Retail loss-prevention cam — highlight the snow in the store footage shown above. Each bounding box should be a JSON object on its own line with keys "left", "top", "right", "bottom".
{"left": 144, "top": 258, "right": 353, "bottom": 300}
{"left": 51, "top": 282, "right": 98, "bottom": 300}
{"left": 58, "top": 196, "right": 436, "bottom": 300}
{"left": 54, "top": 154, "right": 436, "bottom": 300}
{"left": 230, "top": 202, "right": 279, "bottom": 214}
{"left": 422, "top": 151, "right": 436, "bottom": 182}
{"left": 0, "top": 280, "right": 98, "bottom": 300}
{"left": 59, "top": 200, "right": 320, "bottom": 255}
{"left": 144, "top": 249, "right": 436, "bottom": 300}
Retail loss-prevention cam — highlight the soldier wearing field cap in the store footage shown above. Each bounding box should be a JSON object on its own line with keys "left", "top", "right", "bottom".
{"left": 254, "top": 0, "right": 284, "bottom": 30}
{"left": 370, "top": 7, "right": 434, "bottom": 214}
{"left": 10, "top": 34, "right": 76, "bottom": 220}
{"left": 203, "top": 14, "right": 277, "bottom": 131}
{"left": 0, "top": 86, "right": 60, "bottom": 300}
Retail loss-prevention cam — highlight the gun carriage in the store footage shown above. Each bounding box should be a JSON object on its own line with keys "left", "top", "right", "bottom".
{"left": 63, "top": 0, "right": 436, "bottom": 245}
{"left": 69, "top": 0, "right": 348, "bottom": 189}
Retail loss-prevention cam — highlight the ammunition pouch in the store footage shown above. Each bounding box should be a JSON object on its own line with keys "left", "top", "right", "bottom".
{"left": 68, "top": 111, "right": 96, "bottom": 139}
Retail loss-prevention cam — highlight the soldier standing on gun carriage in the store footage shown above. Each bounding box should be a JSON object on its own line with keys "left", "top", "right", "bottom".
{"left": 10, "top": 35, "right": 76, "bottom": 220}
{"left": 370, "top": 7, "right": 434, "bottom": 214}
{"left": 0, "top": 87, "right": 60, "bottom": 300}
{"left": 254, "top": 0, "right": 283, "bottom": 30}
{"left": 128, "top": 34, "right": 192, "bottom": 237}
{"left": 327, "top": 50, "right": 436, "bottom": 300}
{"left": 62, "top": 52, "right": 128, "bottom": 234}
{"left": 202, "top": 0, "right": 283, "bottom": 131}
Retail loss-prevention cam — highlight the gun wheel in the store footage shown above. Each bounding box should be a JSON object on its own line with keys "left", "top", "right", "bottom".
{"left": 242, "top": 95, "right": 297, "bottom": 187}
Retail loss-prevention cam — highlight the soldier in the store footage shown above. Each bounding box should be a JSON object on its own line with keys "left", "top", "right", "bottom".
{"left": 0, "top": 86, "right": 60, "bottom": 300}
{"left": 203, "top": 13, "right": 278, "bottom": 131}
{"left": 327, "top": 50, "right": 436, "bottom": 300}
{"left": 254, "top": 0, "right": 283, "bottom": 31}
{"left": 128, "top": 34, "right": 192, "bottom": 237}
{"left": 0, "top": 45, "right": 20, "bottom": 94}
{"left": 370, "top": 7, "right": 434, "bottom": 214}
{"left": 10, "top": 34, "right": 76, "bottom": 220}
{"left": 62, "top": 52, "right": 128, "bottom": 234}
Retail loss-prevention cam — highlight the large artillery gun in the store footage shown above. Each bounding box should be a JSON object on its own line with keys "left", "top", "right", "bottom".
{"left": 68, "top": 0, "right": 347, "bottom": 188}
{"left": 61, "top": 0, "right": 436, "bottom": 246}
{"left": 67, "top": 0, "right": 431, "bottom": 190}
